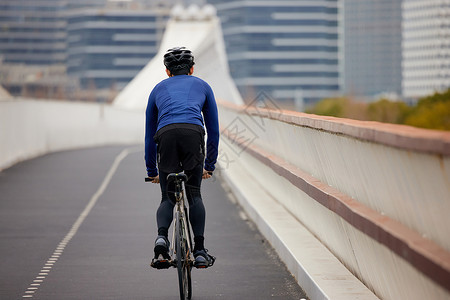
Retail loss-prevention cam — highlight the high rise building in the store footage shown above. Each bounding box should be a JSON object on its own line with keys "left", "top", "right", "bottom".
{"left": 0, "top": 0, "right": 173, "bottom": 100}
{"left": 343, "top": 0, "right": 403, "bottom": 99}
{"left": 207, "top": 0, "right": 341, "bottom": 107}
{"left": 66, "top": 1, "right": 171, "bottom": 90}
{"left": 0, "top": 0, "right": 67, "bottom": 65}
{"left": 0, "top": 0, "right": 113, "bottom": 66}
{"left": 402, "top": 0, "right": 450, "bottom": 99}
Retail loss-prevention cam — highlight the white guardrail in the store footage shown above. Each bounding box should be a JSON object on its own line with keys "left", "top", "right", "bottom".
{"left": 217, "top": 101, "right": 450, "bottom": 300}
{"left": 0, "top": 98, "right": 143, "bottom": 171}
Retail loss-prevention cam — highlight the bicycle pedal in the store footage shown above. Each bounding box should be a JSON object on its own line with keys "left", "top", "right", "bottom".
{"left": 194, "top": 257, "right": 216, "bottom": 269}
{"left": 196, "top": 265, "right": 207, "bottom": 269}
{"left": 151, "top": 258, "right": 172, "bottom": 269}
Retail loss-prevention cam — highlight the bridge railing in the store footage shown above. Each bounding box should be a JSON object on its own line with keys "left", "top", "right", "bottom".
{"left": 217, "top": 100, "right": 450, "bottom": 300}
{"left": 0, "top": 98, "right": 143, "bottom": 171}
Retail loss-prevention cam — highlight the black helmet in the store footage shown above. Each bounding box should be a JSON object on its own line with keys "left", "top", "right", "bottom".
{"left": 163, "top": 47, "right": 195, "bottom": 71}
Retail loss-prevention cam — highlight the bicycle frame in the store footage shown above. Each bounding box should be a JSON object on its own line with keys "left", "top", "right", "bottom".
{"left": 170, "top": 178, "right": 193, "bottom": 262}
{"left": 168, "top": 173, "right": 194, "bottom": 300}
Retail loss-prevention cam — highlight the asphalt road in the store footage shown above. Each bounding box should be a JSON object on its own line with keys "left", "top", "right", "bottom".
{"left": 0, "top": 146, "right": 307, "bottom": 300}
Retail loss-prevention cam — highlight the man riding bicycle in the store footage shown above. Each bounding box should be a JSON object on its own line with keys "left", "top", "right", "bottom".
{"left": 145, "top": 47, "right": 219, "bottom": 269}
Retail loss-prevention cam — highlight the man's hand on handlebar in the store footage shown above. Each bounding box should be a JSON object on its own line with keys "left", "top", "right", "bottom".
{"left": 146, "top": 170, "right": 211, "bottom": 182}
{"left": 202, "top": 169, "right": 213, "bottom": 179}
{"left": 146, "top": 175, "right": 160, "bottom": 184}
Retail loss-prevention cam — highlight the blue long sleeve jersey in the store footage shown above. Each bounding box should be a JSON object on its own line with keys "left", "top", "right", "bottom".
{"left": 145, "top": 75, "right": 220, "bottom": 177}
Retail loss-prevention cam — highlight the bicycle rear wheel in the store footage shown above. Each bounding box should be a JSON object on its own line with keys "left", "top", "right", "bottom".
{"left": 175, "top": 212, "right": 192, "bottom": 300}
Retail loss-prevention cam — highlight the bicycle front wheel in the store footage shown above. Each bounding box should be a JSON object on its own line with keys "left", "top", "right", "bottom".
{"left": 175, "top": 212, "right": 192, "bottom": 300}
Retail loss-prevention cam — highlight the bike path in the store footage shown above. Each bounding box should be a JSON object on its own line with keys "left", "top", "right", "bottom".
{"left": 0, "top": 146, "right": 307, "bottom": 299}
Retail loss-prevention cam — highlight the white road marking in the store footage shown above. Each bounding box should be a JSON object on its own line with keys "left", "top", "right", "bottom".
{"left": 21, "top": 148, "right": 134, "bottom": 298}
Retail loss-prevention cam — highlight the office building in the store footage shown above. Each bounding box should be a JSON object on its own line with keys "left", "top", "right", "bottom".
{"left": 207, "top": 0, "right": 341, "bottom": 107}
{"left": 343, "top": 0, "right": 403, "bottom": 99}
{"left": 0, "top": 0, "right": 172, "bottom": 99}
{"left": 66, "top": 1, "right": 171, "bottom": 90}
{"left": 0, "top": 0, "right": 67, "bottom": 65}
{"left": 402, "top": 0, "right": 450, "bottom": 99}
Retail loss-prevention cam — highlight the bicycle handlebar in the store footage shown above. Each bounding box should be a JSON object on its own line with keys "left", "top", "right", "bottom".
{"left": 145, "top": 173, "right": 187, "bottom": 183}
{"left": 145, "top": 171, "right": 212, "bottom": 183}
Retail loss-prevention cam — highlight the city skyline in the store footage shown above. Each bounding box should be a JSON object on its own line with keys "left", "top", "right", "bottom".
{"left": 0, "top": 0, "right": 449, "bottom": 104}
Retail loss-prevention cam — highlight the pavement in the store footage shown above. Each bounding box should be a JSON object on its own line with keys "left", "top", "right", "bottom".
{"left": 0, "top": 145, "right": 307, "bottom": 300}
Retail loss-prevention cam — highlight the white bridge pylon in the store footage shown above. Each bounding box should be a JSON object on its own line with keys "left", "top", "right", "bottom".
{"left": 113, "top": 4, "right": 243, "bottom": 110}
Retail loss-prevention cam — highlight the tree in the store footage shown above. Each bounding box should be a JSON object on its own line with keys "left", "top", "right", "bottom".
{"left": 367, "top": 99, "right": 411, "bottom": 124}
{"left": 305, "top": 88, "right": 450, "bottom": 131}
{"left": 404, "top": 89, "right": 450, "bottom": 130}
{"left": 305, "top": 97, "right": 368, "bottom": 120}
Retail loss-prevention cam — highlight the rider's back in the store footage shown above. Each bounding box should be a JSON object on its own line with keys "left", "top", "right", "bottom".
{"left": 150, "top": 75, "right": 215, "bottom": 132}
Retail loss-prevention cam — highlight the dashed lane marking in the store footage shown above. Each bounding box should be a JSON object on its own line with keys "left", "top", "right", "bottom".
{"left": 21, "top": 148, "right": 136, "bottom": 298}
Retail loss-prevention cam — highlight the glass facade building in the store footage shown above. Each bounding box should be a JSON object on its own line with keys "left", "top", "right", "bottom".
{"left": 207, "top": 0, "right": 341, "bottom": 106}
{"left": 402, "top": 0, "right": 450, "bottom": 99}
{"left": 0, "top": 0, "right": 172, "bottom": 95}
{"left": 66, "top": 3, "right": 170, "bottom": 89}
{"left": 0, "top": 0, "right": 67, "bottom": 65}
{"left": 343, "top": 0, "right": 403, "bottom": 99}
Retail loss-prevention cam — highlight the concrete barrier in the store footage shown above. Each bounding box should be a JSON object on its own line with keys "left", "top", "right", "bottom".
{"left": 0, "top": 98, "right": 143, "bottom": 171}
{"left": 217, "top": 101, "right": 450, "bottom": 300}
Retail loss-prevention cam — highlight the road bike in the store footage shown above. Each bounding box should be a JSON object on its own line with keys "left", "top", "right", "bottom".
{"left": 146, "top": 173, "right": 194, "bottom": 300}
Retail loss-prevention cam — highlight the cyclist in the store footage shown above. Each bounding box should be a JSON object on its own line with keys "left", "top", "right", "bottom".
{"left": 145, "top": 47, "right": 219, "bottom": 269}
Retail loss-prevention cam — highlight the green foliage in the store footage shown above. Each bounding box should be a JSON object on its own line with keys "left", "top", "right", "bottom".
{"left": 305, "top": 97, "right": 348, "bottom": 117}
{"left": 306, "top": 88, "right": 450, "bottom": 131}
{"left": 404, "top": 89, "right": 450, "bottom": 130}
{"left": 305, "top": 97, "right": 369, "bottom": 120}
{"left": 367, "top": 99, "right": 411, "bottom": 124}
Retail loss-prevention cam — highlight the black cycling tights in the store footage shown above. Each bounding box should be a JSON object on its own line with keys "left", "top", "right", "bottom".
{"left": 156, "top": 164, "right": 205, "bottom": 249}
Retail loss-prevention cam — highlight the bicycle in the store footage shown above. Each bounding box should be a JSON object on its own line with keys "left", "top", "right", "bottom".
{"left": 146, "top": 172, "right": 215, "bottom": 300}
